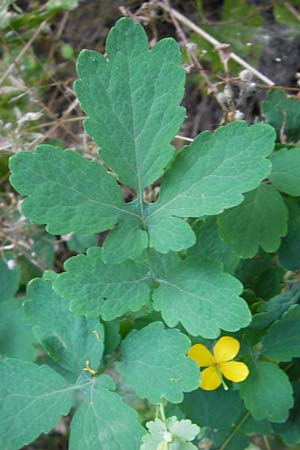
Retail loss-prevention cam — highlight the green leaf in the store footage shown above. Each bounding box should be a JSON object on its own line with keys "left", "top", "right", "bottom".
{"left": 117, "top": 322, "right": 200, "bottom": 404}
{"left": 54, "top": 247, "right": 151, "bottom": 319}
{"left": 148, "top": 215, "right": 196, "bottom": 254}
{"left": 269, "top": 148, "right": 300, "bottom": 196}
{"left": 187, "top": 217, "right": 239, "bottom": 274}
{"left": 251, "top": 285, "right": 300, "bottom": 329}
{"left": 0, "top": 256, "right": 20, "bottom": 301}
{"left": 239, "top": 361, "right": 294, "bottom": 423}
{"left": 236, "top": 251, "right": 284, "bottom": 299}
{"left": 0, "top": 358, "right": 74, "bottom": 450}
{"left": 279, "top": 198, "right": 300, "bottom": 270}
{"left": 141, "top": 417, "right": 199, "bottom": 450}
{"left": 153, "top": 256, "right": 250, "bottom": 338}
{"left": 218, "top": 185, "right": 288, "bottom": 258}
{"left": 182, "top": 388, "right": 244, "bottom": 430}
{"left": 9, "top": 145, "right": 125, "bottom": 234}
{"left": 262, "top": 90, "right": 300, "bottom": 143}
{"left": 69, "top": 374, "right": 144, "bottom": 450}
{"left": 24, "top": 273, "right": 104, "bottom": 379}
{"left": 0, "top": 297, "right": 34, "bottom": 361}
{"left": 102, "top": 214, "right": 148, "bottom": 264}
{"left": 75, "top": 17, "right": 185, "bottom": 191}
{"left": 67, "top": 233, "right": 98, "bottom": 253}
{"left": 145, "top": 122, "right": 275, "bottom": 250}
{"left": 272, "top": 382, "right": 300, "bottom": 446}
{"left": 262, "top": 305, "right": 300, "bottom": 362}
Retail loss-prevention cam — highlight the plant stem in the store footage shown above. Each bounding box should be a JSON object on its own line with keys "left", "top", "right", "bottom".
{"left": 218, "top": 411, "right": 250, "bottom": 450}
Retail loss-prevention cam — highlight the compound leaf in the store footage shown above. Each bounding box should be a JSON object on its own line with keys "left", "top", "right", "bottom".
{"left": 239, "top": 361, "right": 293, "bottom": 423}
{"left": 0, "top": 358, "right": 74, "bottom": 450}
{"left": 69, "top": 375, "right": 144, "bottom": 450}
{"left": 269, "top": 148, "right": 300, "bottom": 196}
{"left": 117, "top": 322, "right": 200, "bottom": 404}
{"left": 262, "top": 89, "right": 300, "bottom": 143}
{"left": 145, "top": 121, "right": 275, "bottom": 249}
{"left": 218, "top": 185, "right": 288, "bottom": 258}
{"left": 153, "top": 256, "right": 250, "bottom": 338}
{"left": 9, "top": 145, "right": 125, "bottom": 235}
{"left": 54, "top": 247, "right": 151, "bottom": 320}
{"left": 75, "top": 17, "right": 186, "bottom": 191}
{"left": 262, "top": 305, "right": 300, "bottom": 362}
{"left": 24, "top": 272, "right": 104, "bottom": 380}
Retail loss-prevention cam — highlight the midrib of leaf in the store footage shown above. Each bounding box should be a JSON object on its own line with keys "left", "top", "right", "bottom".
{"left": 123, "top": 48, "right": 145, "bottom": 227}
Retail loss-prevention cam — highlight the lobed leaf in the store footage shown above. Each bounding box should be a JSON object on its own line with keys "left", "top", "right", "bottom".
{"left": 9, "top": 145, "right": 125, "bottom": 235}
{"left": 75, "top": 17, "right": 186, "bottom": 192}
{"left": 218, "top": 185, "right": 288, "bottom": 258}
{"left": 269, "top": 148, "right": 300, "bottom": 196}
{"left": 0, "top": 358, "right": 74, "bottom": 450}
{"left": 239, "top": 361, "right": 293, "bottom": 423}
{"left": 187, "top": 217, "right": 239, "bottom": 274}
{"left": 69, "top": 375, "right": 144, "bottom": 450}
{"left": 261, "top": 305, "right": 300, "bottom": 362}
{"left": 262, "top": 90, "right": 300, "bottom": 143}
{"left": 145, "top": 121, "right": 275, "bottom": 252}
{"left": 24, "top": 272, "right": 104, "bottom": 380}
{"left": 54, "top": 247, "right": 151, "bottom": 319}
{"left": 117, "top": 321, "right": 200, "bottom": 404}
{"left": 153, "top": 255, "right": 250, "bottom": 338}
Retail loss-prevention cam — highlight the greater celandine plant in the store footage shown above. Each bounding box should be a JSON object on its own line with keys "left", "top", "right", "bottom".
{"left": 2, "top": 17, "right": 300, "bottom": 450}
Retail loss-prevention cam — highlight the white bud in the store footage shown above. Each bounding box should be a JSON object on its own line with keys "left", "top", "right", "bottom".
{"left": 7, "top": 259, "right": 17, "bottom": 270}
{"left": 186, "top": 42, "right": 197, "bottom": 52}
{"left": 216, "top": 92, "right": 227, "bottom": 103}
{"left": 239, "top": 69, "right": 253, "bottom": 82}
{"left": 234, "top": 110, "right": 244, "bottom": 120}
{"left": 162, "top": 431, "right": 172, "bottom": 442}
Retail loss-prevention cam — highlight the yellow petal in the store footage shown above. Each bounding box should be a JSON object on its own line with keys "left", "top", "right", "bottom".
{"left": 213, "top": 336, "right": 240, "bottom": 363}
{"left": 200, "top": 366, "right": 222, "bottom": 390}
{"left": 220, "top": 361, "right": 249, "bottom": 383}
{"left": 188, "top": 344, "right": 214, "bottom": 367}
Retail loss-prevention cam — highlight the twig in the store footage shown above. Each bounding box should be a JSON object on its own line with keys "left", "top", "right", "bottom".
{"left": 284, "top": 1, "right": 300, "bottom": 22}
{"left": 0, "top": 20, "right": 47, "bottom": 86}
{"left": 159, "top": 2, "right": 275, "bottom": 86}
{"left": 162, "top": 0, "right": 223, "bottom": 108}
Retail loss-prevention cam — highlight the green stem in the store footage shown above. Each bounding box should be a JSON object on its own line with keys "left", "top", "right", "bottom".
{"left": 160, "top": 402, "right": 167, "bottom": 423}
{"left": 218, "top": 411, "right": 250, "bottom": 450}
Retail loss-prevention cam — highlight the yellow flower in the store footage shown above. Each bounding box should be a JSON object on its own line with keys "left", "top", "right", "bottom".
{"left": 188, "top": 336, "right": 249, "bottom": 391}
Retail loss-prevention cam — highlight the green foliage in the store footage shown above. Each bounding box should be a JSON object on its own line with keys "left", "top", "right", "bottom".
{"left": 118, "top": 322, "right": 200, "bottom": 404}
{"left": 262, "top": 90, "right": 300, "bottom": 144}
{"left": 4, "top": 17, "right": 300, "bottom": 450}
{"left": 153, "top": 255, "right": 250, "bottom": 338}
{"left": 279, "top": 198, "right": 300, "bottom": 270}
{"left": 269, "top": 148, "right": 300, "bottom": 196}
{"left": 219, "top": 185, "right": 288, "bottom": 257}
{"left": 69, "top": 375, "right": 144, "bottom": 450}
{"left": 262, "top": 305, "right": 300, "bottom": 362}
{"left": 239, "top": 361, "right": 294, "bottom": 423}
{"left": 24, "top": 272, "right": 104, "bottom": 380}
{"left": 0, "top": 358, "right": 74, "bottom": 450}
{"left": 54, "top": 247, "right": 151, "bottom": 319}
